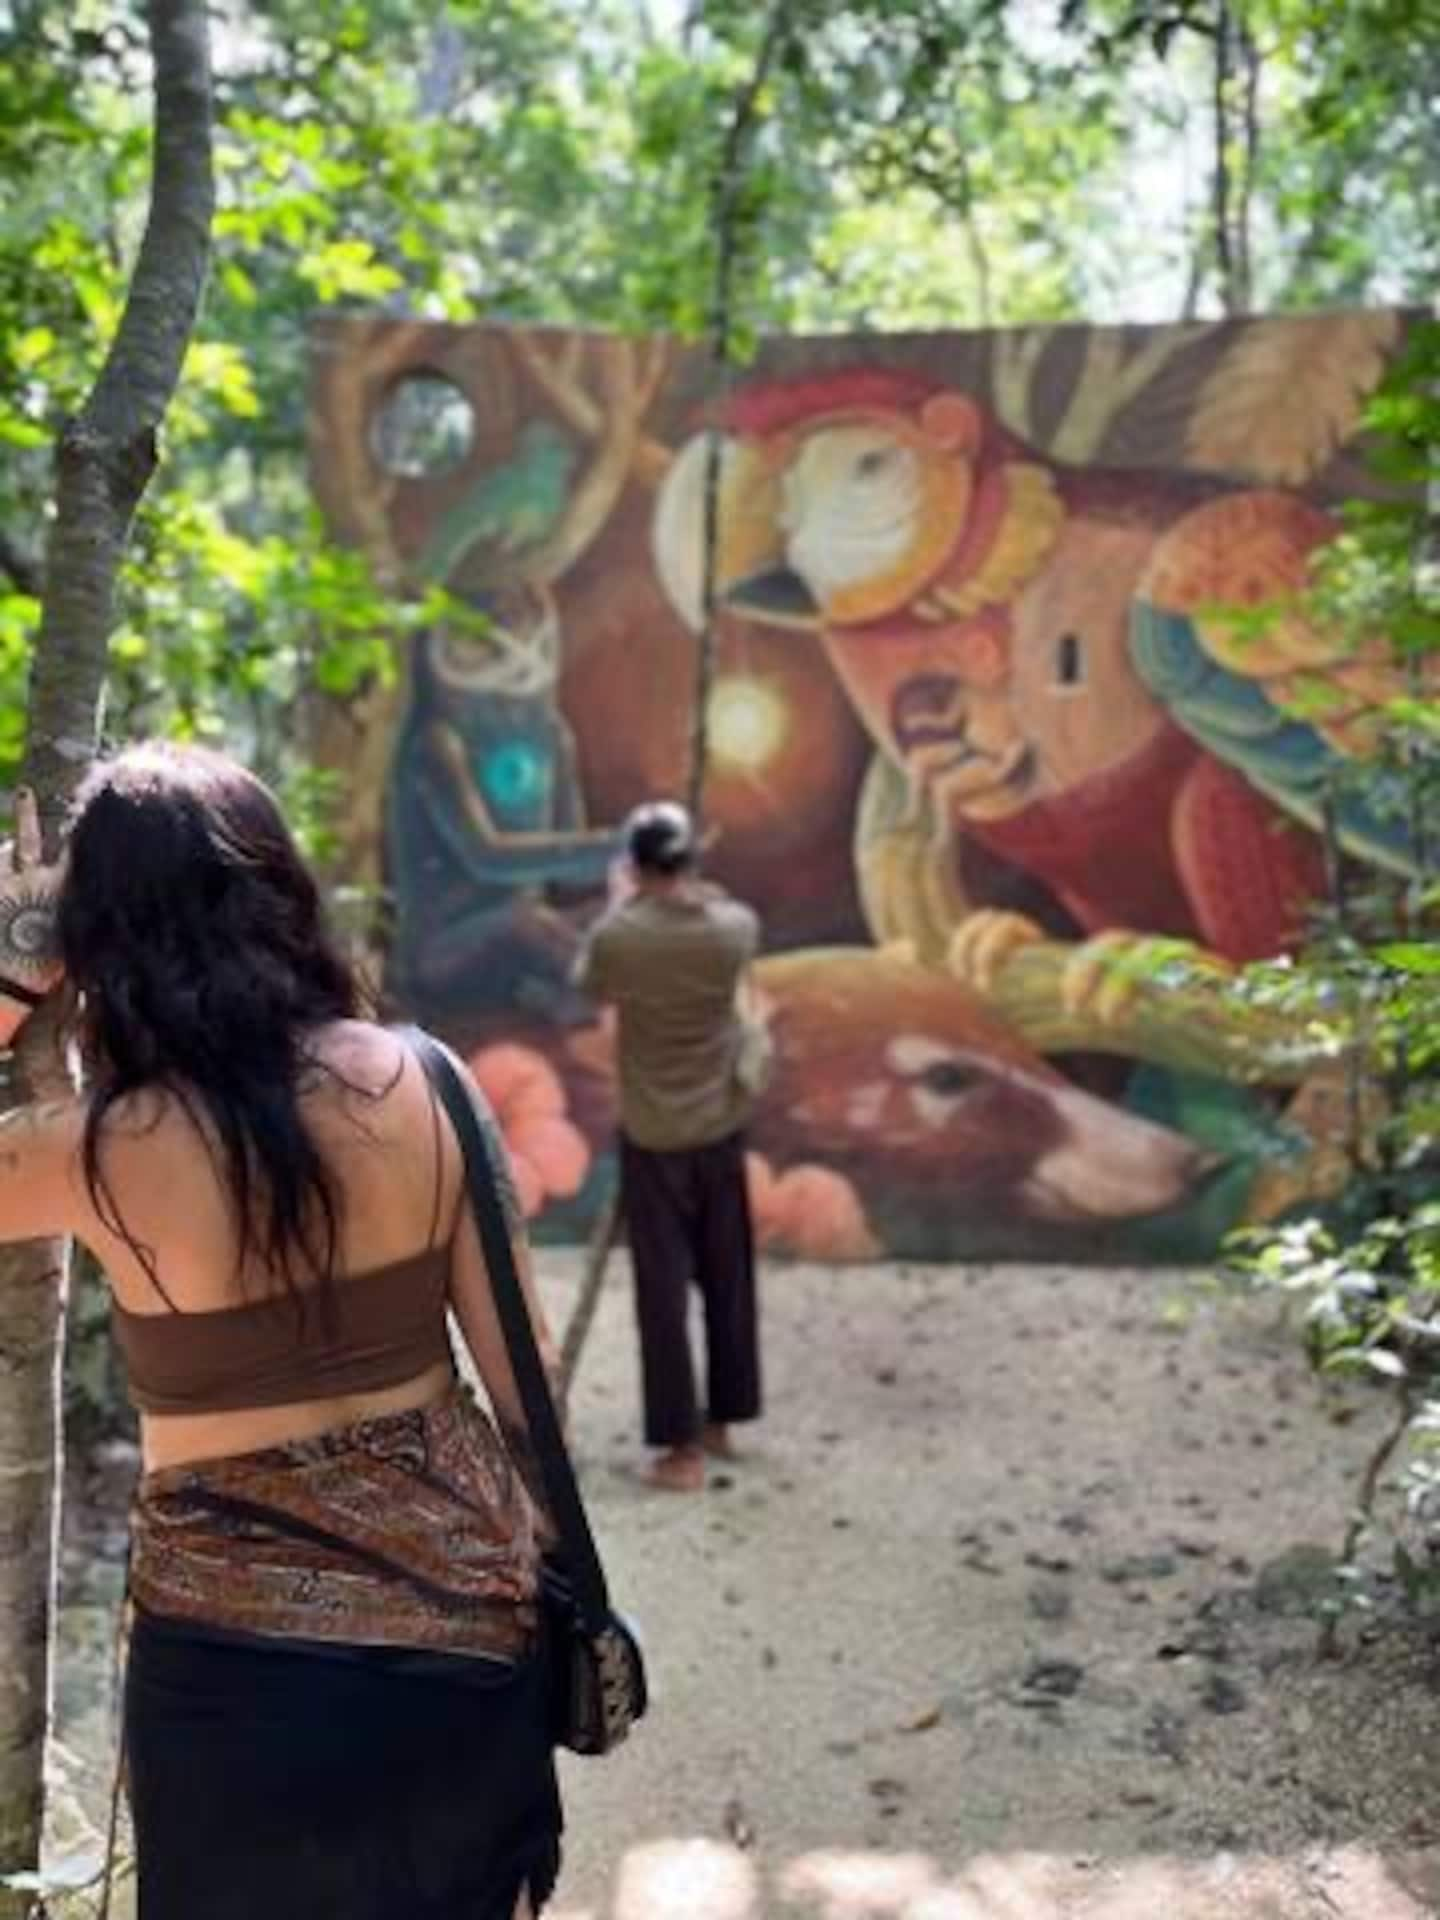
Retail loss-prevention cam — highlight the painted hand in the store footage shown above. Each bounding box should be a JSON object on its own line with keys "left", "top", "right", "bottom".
{"left": 1053, "top": 930, "right": 1229, "bottom": 1026}
{"left": 947, "top": 908, "right": 1047, "bottom": 996}
{"left": 0, "top": 789, "right": 65, "bottom": 1021}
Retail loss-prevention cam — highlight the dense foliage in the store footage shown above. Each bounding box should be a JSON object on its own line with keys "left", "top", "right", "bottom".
{"left": 1230, "top": 323, "right": 1440, "bottom": 1637}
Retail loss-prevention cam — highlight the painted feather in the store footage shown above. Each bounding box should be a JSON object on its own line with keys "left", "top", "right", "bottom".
{"left": 1184, "top": 311, "right": 1401, "bottom": 485}
{"left": 1131, "top": 601, "right": 1420, "bottom": 878}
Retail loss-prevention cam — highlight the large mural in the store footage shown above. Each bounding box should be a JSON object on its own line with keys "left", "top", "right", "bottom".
{"left": 308, "top": 310, "right": 1427, "bottom": 1262}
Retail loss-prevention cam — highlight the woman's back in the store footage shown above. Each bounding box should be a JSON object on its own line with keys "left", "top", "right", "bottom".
{"left": 94, "top": 1021, "right": 459, "bottom": 1312}
{"left": 82, "top": 1021, "right": 467, "bottom": 1468}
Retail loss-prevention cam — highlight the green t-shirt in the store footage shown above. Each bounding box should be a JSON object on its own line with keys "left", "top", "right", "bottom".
{"left": 576, "top": 886, "right": 760, "bottom": 1150}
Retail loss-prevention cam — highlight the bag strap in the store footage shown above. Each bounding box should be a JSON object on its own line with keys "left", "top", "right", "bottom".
{"left": 404, "top": 1027, "right": 613, "bottom": 1634}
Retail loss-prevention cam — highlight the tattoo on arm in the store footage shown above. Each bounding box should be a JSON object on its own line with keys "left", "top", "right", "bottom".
{"left": 0, "top": 1098, "right": 71, "bottom": 1141}
{"left": 0, "top": 882, "right": 59, "bottom": 991}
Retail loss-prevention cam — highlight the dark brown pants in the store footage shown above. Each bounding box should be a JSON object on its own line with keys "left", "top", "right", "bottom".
{"left": 619, "top": 1131, "right": 761, "bottom": 1449}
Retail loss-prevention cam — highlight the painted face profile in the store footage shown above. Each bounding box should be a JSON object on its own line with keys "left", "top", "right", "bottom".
{"left": 904, "top": 519, "right": 1171, "bottom": 825}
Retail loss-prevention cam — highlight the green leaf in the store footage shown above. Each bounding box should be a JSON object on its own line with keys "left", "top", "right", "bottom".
{"left": 1377, "top": 943, "right": 1440, "bottom": 976}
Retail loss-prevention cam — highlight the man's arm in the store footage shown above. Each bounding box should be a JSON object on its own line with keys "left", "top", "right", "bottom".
{"left": 573, "top": 859, "right": 640, "bottom": 1001}
{"left": 734, "top": 901, "right": 761, "bottom": 962}
{"left": 572, "top": 918, "right": 614, "bottom": 1001}
{"left": 717, "top": 897, "right": 760, "bottom": 981}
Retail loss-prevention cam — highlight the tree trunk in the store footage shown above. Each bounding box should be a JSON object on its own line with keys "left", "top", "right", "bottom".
{"left": 0, "top": 3, "right": 214, "bottom": 1905}
{"left": 1209, "top": 0, "right": 1258, "bottom": 318}
{"left": 1211, "top": 0, "right": 1237, "bottom": 316}
{"left": 687, "top": 0, "right": 796, "bottom": 824}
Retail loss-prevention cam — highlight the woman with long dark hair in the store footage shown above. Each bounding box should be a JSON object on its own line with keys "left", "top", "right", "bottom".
{"left": 0, "top": 743, "right": 565, "bottom": 1918}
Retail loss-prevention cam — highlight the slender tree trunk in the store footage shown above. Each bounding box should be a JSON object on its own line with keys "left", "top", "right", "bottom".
{"left": 1235, "top": 19, "right": 1262, "bottom": 311}
{"left": 1208, "top": 0, "right": 1259, "bottom": 316}
{"left": 687, "top": 0, "right": 796, "bottom": 824}
{"left": 1211, "top": 0, "right": 1239, "bottom": 315}
{"left": 0, "top": 4, "right": 213, "bottom": 1906}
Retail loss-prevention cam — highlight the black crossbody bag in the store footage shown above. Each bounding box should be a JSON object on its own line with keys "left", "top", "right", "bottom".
{"left": 408, "top": 1028, "right": 648, "bottom": 1757}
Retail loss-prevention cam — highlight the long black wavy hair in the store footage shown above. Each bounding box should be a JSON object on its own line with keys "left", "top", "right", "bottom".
{"left": 57, "top": 743, "right": 370, "bottom": 1305}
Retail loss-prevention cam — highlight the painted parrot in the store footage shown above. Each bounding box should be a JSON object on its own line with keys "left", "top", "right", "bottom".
{"left": 1132, "top": 489, "right": 1424, "bottom": 884}
{"left": 652, "top": 366, "right": 1428, "bottom": 1000}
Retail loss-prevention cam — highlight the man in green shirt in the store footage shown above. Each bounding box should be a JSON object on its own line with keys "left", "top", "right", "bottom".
{"left": 575, "top": 802, "right": 763, "bottom": 1492}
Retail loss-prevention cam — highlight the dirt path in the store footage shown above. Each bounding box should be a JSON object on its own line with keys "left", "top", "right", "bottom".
{"left": 542, "top": 1255, "right": 1440, "bottom": 1919}
{"left": 52, "top": 1256, "right": 1440, "bottom": 1917}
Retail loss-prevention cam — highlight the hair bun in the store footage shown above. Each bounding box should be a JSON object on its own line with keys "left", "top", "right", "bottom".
{"left": 623, "top": 800, "right": 695, "bottom": 874}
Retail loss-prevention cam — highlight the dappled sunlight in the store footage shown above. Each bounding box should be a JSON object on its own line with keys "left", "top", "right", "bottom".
{"left": 779, "top": 1851, "right": 937, "bottom": 1914}
{"left": 598, "top": 1838, "right": 758, "bottom": 1920}
{"left": 553, "top": 1838, "right": 1440, "bottom": 1919}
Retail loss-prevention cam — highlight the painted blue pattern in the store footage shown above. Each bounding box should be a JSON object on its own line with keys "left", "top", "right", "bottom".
{"left": 1131, "top": 603, "right": 1420, "bottom": 877}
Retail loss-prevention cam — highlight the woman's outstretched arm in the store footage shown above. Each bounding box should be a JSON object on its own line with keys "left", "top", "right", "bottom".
{"left": 0, "top": 788, "right": 78, "bottom": 1244}
{"left": 0, "top": 1089, "right": 84, "bottom": 1243}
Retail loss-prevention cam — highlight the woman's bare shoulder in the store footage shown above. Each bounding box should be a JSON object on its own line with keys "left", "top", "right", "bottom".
{"left": 302, "top": 1019, "right": 411, "bottom": 1093}
{"left": 299, "top": 1022, "right": 434, "bottom": 1140}
{"left": 94, "top": 1024, "right": 417, "bottom": 1151}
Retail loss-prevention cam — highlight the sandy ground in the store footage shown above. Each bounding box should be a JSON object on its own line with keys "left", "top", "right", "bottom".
{"left": 51, "top": 1254, "right": 1440, "bottom": 1918}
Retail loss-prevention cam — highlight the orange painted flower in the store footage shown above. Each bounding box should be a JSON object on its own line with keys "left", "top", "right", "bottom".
{"left": 745, "top": 1152, "right": 878, "bottom": 1262}
{"left": 467, "top": 1043, "right": 591, "bottom": 1219}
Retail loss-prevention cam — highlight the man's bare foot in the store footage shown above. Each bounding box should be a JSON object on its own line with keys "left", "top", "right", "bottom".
{"left": 644, "top": 1445, "right": 705, "bottom": 1493}
{"left": 702, "top": 1422, "right": 737, "bottom": 1460}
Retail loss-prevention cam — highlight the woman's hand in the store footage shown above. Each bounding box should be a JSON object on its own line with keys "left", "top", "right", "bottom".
{"left": 0, "top": 789, "right": 65, "bottom": 1042}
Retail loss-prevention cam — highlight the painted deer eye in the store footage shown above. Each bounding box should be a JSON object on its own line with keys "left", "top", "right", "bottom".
{"left": 855, "top": 447, "right": 893, "bottom": 479}
{"left": 918, "top": 1059, "right": 981, "bottom": 1097}
{"left": 1055, "top": 631, "right": 1085, "bottom": 687}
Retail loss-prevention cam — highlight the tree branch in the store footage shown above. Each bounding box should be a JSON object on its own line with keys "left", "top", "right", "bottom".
{"left": 890, "top": 139, "right": 995, "bottom": 328}
{"left": 0, "top": 1, "right": 215, "bottom": 1901}
{"left": 80, "top": 2, "right": 215, "bottom": 450}
{"left": 962, "top": 204, "right": 994, "bottom": 329}
{"left": 1180, "top": 218, "right": 1210, "bottom": 321}
{"left": 23, "top": 0, "right": 215, "bottom": 830}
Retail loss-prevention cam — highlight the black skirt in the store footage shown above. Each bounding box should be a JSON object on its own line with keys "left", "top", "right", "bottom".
{"left": 125, "top": 1609, "right": 562, "bottom": 1920}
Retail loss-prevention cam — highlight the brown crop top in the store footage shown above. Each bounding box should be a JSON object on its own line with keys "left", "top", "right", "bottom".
{"left": 110, "top": 1245, "right": 453, "bottom": 1416}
